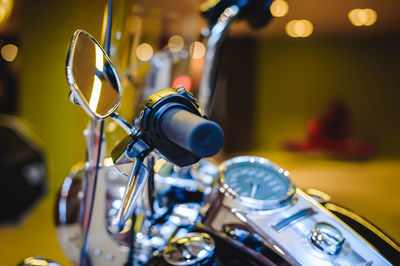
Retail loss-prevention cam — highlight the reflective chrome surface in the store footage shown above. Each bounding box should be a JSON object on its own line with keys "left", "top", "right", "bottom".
{"left": 272, "top": 208, "right": 317, "bottom": 232}
{"left": 198, "top": 6, "right": 239, "bottom": 113}
{"left": 19, "top": 256, "right": 61, "bottom": 266}
{"left": 219, "top": 156, "right": 296, "bottom": 210}
{"left": 57, "top": 153, "right": 393, "bottom": 265}
{"left": 55, "top": 163, "right": 84, "bottom": 264}
{"left": 163, "top": 232, "right": 215, "bottom": 266}
{"left": 310, "top": 222, "right": 345, "bottom": 255}
{"left": 202, "top": 156, "right": 391, "bottom": 266}
{"left": 305, "top": 188, "right": 332, "bottom": 205}
{"left": 109, "top": 158, "right": 149, "bottom": 233}
{"left": 56, "top": 161, "right": 130, "bottom": 265}
{"left": 109, "top": 112, "right": 138, "bottom": 135}
{"left": 56, "top": 157, "right": 218, "bottom": 265}
{"left": 66, "top": 30, "right": 122, "bottom": 119}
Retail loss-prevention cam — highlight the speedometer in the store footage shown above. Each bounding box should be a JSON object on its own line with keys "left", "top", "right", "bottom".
{"left": 219, "top": 156, "right": 295, "bottom": 210}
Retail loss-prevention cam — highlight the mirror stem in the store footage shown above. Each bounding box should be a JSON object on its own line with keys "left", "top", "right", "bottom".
{"left": 110, "top": 112, "right": 138, "bottom": 135}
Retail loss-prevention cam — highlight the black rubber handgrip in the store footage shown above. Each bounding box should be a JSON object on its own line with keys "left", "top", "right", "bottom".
{"left": 160, "top": 108, "right": 223, "bottom": 158}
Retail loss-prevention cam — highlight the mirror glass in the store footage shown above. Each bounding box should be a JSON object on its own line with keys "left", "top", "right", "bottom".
{"left": 66, "top": 30, "right": 121, "bottom": 118}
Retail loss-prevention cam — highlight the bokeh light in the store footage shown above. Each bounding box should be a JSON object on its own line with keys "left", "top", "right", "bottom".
{"left": 136, "top": 43, "right": 153, "bottom": 61}
{"left": 168, "top": 35, "right": 185, "bottom": 52}
{"left": 348, "top": 9, "right": 363, "bottom": 26}
{"left": 189, "top": 41, "right": 206, "bottom": 59}
{"left": 363, "top": 9, "right": 378, "bottom": 26}
{"left": 348, "top": 8, "right": 377, "bottom": 26}
{"left": 1, "top": 43, "right": 18, "bottom": 62}
{"left": 172, "top": 75, "right": 192, "bottom": 91}
{"left": 0, "top": 0, "right": 13, "bottom": 25}
{"left": 270, "top": 0, "right": 289, "bottom": 18}
{"left": 285, "top": 20, "right": 313, "bottom": 38}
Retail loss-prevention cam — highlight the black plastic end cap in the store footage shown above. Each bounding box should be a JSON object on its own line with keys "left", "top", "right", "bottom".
{"left": 188, "top": 120, "right": 224, "bottom": 157}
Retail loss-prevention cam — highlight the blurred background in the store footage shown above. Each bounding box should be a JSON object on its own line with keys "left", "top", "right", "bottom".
{"left": 0, "top": 0, "right": 399, "bottom": 264}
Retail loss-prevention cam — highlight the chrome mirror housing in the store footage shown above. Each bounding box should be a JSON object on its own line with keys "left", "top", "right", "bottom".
{"left": 66, "top": 30, "right": 122, "bottom": 119}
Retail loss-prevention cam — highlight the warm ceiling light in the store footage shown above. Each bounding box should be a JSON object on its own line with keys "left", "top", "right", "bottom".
{"left": 0, "top": 0, "right": 13, "bottom": 25}
{"left": 172, "top": 75, "right": 192, "bottom": 91}
{"left": 348, "top": 8, "right": 377, "bottom": 27}
{"left": 285, "top": 20, "right": 297, "bottom": 37}
{"left": 285, "top": 20, "right": 313, "bottom": 38}
{"left": 270, "top": 0, "right": 289, "bottom": 18}
{"left": 363, "top": 9, "right": 377, "bottom": 26}
{"left": 1, "top": 43, "right": 18, "bottom": 62}
{"left": 348, "top": 9, "right": 363, "bottom": 26}
{"left": 189, "top": 41, "right": 206, "bottom": 59}
{"left": 136, "top": 43, "right": 153, "bottom": 61}
{"left": 168, "top": 35, "right": 184, "bottom": 52}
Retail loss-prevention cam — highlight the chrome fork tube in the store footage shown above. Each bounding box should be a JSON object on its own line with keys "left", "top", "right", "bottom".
{"left": 79, "top": 1, "right": 113, "bottom": 265}
{"left": 80, "top": 120, "right": 106, "bottom": 265}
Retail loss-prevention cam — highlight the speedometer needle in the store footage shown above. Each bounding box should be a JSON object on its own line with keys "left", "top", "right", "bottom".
{"left": 250, "top": 184, "right": 258, "bottom": 198}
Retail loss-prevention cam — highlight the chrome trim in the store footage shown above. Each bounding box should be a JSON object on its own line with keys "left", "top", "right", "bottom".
{"left": 85, "top": 164, "right": 129, "bottom": 265}
{"left": 163, "top": 232, "right": 215, "bottom": 266}
{"left": 198, "top": 5, "right": 239, "bottom": 113}
{"left": 309, "top": 222, "right": 345, "bottom": 255}
{"left": 80, "top": 119, "right": 106, "bottom": 265}
{"left": 203, "top": 156, "right": 392, "bottom": 265}
{"left": 218, "top": 156, "right": 296, "bottom": 210}
{"left": 21, "top": 256, "right": 61, "bottom": 266}
{"left": 246, "top": 189, "right": 391, "bottom": 265}
{"left": 325, "top": 203, "right": 400, "bottom": 253}
{"left": 109, "top": 112, "right": 138, "bottom": 135}
{"left": 109, "top": 158, "right": 149, "bottom": 233}
{"left": 55, "top": 163, "right": 84, "bottom": 264}
{"left": 272, "top": 208, "right": 316, "bottom": 232}
{"left": 66, "top": 29, "right": 122, "bottom": 120}
{"left": 305, "top": 188, "right": 331, "bottom": 204}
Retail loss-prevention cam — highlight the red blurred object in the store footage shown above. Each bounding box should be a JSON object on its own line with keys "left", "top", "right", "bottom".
{"left": 283, "top": 100, "right": 375, "bottom": 159}
{"left": 172, "top": 75, "right": 192, "bottom": 91}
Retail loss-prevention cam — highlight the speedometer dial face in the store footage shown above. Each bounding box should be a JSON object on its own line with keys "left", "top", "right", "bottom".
{"left": 220, "top": 156, "right": 295, "bottom": 209}
{"left": 225, "top": 163, "right": 289, "bottom": 201}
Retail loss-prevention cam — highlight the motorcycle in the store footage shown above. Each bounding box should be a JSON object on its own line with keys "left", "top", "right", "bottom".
{"left": 24, "top": 0, "right": 400, "bottom": 265}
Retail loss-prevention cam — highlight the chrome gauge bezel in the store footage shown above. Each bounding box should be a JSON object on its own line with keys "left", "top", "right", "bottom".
{"left": 219, "top": 156, "right": 296, "bottom": 210}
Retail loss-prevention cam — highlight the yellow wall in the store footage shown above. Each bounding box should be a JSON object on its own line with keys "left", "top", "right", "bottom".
{"left": 19, "top": 0, "right": 106, "bottom": 193}
{"left": 253, "top": 36, "right": 400, "bottom": 157}
{"left": 0, "top": 1, "right": 106, "bottom": 264}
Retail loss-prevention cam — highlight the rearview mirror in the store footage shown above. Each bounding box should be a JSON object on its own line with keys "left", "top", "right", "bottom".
{"left": 66, "top": 30, "right": 122, "bottom": 119}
